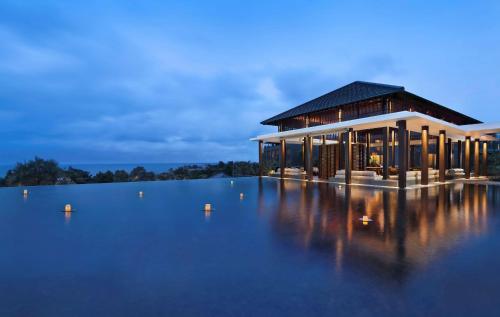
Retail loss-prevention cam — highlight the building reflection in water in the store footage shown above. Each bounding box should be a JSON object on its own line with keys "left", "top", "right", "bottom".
{"left": 259, "top": 179, "right": 499, "bottom": 282}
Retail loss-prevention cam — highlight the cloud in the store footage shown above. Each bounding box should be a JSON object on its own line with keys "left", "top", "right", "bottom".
{"left": 0, "top": 1, "right": 498, "bottom": 164}
{"left": 0, "top": 28, "right": 79, "bottom": 74}
{"left": 256, "top": 77, "right": 282, "bottom": 101}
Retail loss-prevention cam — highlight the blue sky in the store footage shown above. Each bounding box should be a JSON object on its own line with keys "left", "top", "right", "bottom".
{"left": 1, "top": 0, "right": 499, "bottom": 164}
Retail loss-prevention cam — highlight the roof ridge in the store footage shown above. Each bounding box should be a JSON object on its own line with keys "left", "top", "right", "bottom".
{"left": 352, "top": 80, "right": 405, "bottom": 90}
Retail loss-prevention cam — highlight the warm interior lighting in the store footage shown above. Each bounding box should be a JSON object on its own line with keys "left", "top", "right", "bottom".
{"left": 204, "top": 203, "right": 212, "bottom": 212}
{"left": 65, "top": 204, "right": 72, "bottom": 212}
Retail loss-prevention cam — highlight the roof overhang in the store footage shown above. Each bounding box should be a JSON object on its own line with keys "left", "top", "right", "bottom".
{"left": 251, "top": 111, "right": 500, "bottom": 143}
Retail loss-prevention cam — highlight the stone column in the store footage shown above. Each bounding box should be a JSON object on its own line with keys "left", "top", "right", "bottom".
{"left": 258, "top": 140, "right": 263, "bottom": 177}
{"left": 464, "top": 136, "right": 471, "bottom": 179}
{"left": 320, "top": 135, "right": 326, "bottom": 179}
{"left": 457, "top": 140, "right": 462, "bottom": 168}
{"left": 345, "top": 129, "right": 353, "bottom": 184}
{"left": 397, "top": 120, "right": 407, "bottom": 189}
{"left": 304, "top": 136, "right": 310, "bottom": 177}
{"left": 446, "top": 138, "right": 452, "bottom": 170}
{"left": 382, "top": 127, "right": 389, "bottom": 180}
{"left": 421, "top": 126, "right": 429, "bottom": 185}
{"left": 301, "top": 138, "right": 305, "bottom": 170}
{"left": 474, "top": 139, "right": 480, "bottom": 177}
{"left": 334, "top": 141, "right": 339, "bottom": 177}
{"left": 306, "top": 136, "right": 313, "bottom": 181}
{"left": 339, "top": 132, "right": 344, "bottom": 170}
{"left": 435, "top": 136, "right": 440, "bottom": 170}
{"left": 439, "top": 130, "right": 446, "bottom": 182}
{"left": 407, "top": 131, "right": 411, "bottom": 170}
{"left": 391, "top": 129, "right": 396, "bottom": 167}
{"left": 366, "top": 132, "right": 371, "bottom": 166}
{"left": 482, "top": 141, "right": 488, "bottom": 176}
{"left": 280, "top": 139, "right": 286, "bottom": 179}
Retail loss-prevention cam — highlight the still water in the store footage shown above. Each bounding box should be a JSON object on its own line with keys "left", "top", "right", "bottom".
{"left": 0, "top": 178, "right": 499, "bottom": 316}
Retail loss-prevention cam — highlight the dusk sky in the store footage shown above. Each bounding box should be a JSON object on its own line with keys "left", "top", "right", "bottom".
{"left": 1, "top": 0, "right": 499, "bottom": 164}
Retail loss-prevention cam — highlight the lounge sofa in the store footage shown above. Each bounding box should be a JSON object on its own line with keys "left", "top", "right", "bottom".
{"left": 446, "top": 168, "right": 465, "bottom": 178}
{"left": 388, "top": 169, "right": 439, "bottom": 182}
{"left": 271, "top": 168, "right": 306, "bottom": 178}
{"left": 333, "top": 170, "right": 382, "bottom": 181}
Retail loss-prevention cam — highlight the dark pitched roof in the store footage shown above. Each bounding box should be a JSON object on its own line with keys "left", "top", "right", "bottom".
{"left": 261, "top": 81, "right": 404, "bottom": 125}
{"left": 403, "top": 91, "right": 481, "bottom": 124}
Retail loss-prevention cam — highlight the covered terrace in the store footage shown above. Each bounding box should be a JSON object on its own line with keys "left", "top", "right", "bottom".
{"left": 252, "top": 111, "right": 500, "bottom": 189}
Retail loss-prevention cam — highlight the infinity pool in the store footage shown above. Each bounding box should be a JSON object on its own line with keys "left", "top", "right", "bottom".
{"left": 1, "top": 178, "right": 499, "bottom": 316}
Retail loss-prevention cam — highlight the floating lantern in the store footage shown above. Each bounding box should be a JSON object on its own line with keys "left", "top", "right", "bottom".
{"left": 65, "top": 204, "right": 72, "bottom": 213}
{"left": 204, "top": 203, "right": 212, "bottom": 212}
{"left": 138, "top": 191, "right": 144, "bottom": 197}
{"left": 230, "top": 180, "right": 234, "bottom": 186}
{"left": 240, "top": 193, "right": 244, "bottom": 199}
{"left": 359, "top": 215, "right": 373, "bottom": 225}
{"left": 23, "top": 189, "right": 28, "bottom": 196}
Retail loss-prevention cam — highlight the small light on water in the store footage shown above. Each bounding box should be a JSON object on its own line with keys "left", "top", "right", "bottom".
{"left": 359, "top": 215, "right": 373, "bottom": 226}
{"left": 240, "top": 193, "right": 244, "bottom": 200}
{"left": 23, "top": 189, "right": 28, "bottom": 196}
{"left": 138, "top": 191, "right": 144, "bottom": 197}
{"left": 230, "top": 180, "right": 234, "bottom": 186}
{"left": 65, "top": 204, "right": 72, "bottom": 212}
{"left": 204, "top": 203, "right": 212, "bottom": 212}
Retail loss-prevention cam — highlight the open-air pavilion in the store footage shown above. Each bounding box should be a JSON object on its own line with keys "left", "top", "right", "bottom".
{"left": 252, "top": 81, "right": 500, "bottom": 189}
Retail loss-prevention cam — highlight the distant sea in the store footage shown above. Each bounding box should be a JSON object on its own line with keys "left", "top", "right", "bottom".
{"left": 0, "top": 163, "right": 207, "bottom": 176}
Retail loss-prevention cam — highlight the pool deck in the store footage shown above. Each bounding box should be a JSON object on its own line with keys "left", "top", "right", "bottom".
{"left": 264, "top": 175, "right": 496, "bottom": 190}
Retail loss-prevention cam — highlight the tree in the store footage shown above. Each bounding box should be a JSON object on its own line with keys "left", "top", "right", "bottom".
{"left": 0, "top": 158, "right": 263, "bottom": 187}
{"left": 113, "top": 170, "right": 129, "bottom": 182}
{"left": 130, "top": 166, "right": 155, "bottom": 181}
{"left": 4, "top": 157, "right": 62, "bottom": 186}
{"left": 93, "top": 171, "right": 114, "bottom": 183}
{"left": 65, "top": 167, "right": 92, "bottom": 184}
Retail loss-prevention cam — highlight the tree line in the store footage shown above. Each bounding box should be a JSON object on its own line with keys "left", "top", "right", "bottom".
{"left": 0, "top": 157, "right": 260, "bottom": 187}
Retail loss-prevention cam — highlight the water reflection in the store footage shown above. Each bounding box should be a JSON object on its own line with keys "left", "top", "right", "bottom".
{"left": 64, "top": 211, "right": 72, "bottom": 224}
{"left": 204, "top": 210, "right": 211, "bottom": 221}
{"left": 262, "top": 180, "right": 499, "bottom": 282}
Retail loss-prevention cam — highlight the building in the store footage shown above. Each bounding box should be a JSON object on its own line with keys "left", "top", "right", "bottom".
{"left": 252, "top": 81, "right": 500, "bottom": 189}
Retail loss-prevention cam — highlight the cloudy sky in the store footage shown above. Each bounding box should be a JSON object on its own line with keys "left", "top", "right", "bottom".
{"left": 1, "top": 0, "right": 499, "bottom": 164}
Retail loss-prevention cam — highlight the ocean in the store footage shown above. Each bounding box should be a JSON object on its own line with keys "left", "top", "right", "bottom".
{"left": 0, "top": 162, "right": 207, "bottom": 176}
